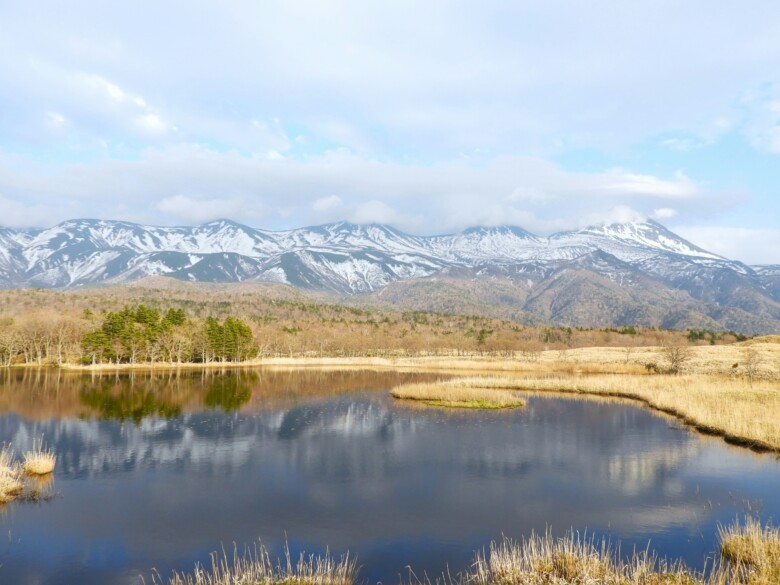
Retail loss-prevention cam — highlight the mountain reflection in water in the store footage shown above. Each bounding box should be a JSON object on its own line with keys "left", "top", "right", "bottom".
{"left": 0, "top": 368, "right": 778, "bottom": 585}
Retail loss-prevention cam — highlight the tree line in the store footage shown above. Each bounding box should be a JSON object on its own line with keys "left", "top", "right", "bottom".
{"left": 1, "top": 306, "right": 255, "bottom": 366}
{"left": 0, "top": 287, "right": 753, "bottom": 367}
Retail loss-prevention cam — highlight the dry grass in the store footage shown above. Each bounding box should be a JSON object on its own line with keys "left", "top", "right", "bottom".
{"left": 719, "top": 518, "right": 780, "bottom": 583}
{"left": 0, "top": 444, "right": 14, "bottom": 469}
{"left": 0, "top": 445, "right": 25, "bottom": 503}
{"left": 464, "top": 531, "right": 705, "bottom": 585}
{"left": 0, "top": 441, "right": 60, "bottom": 504}
{"left": 61, "top": 340, "right": 780, "bottom": 382}
{"left": 0, "top": 471, "right": 23, "bottom": 504}
{"left": 412, "top": 374, "right": 780, "bottom": 451}
{"left": 23, "top": 440, "right": 56, "bottom": 475}
{"left": 391, "top": 380, "right": 525, "bottom": 409}
{"left": 166, "top": 519, "right": 780, "bottom": 585}
{"left": 415, "top": 519, "right": 780, "bottom": 585}
{"left": 155, "top": 543, "right": 357, "bottom": 585}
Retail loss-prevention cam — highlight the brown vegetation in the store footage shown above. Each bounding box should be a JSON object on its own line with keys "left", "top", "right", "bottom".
{"left": 392, "top": 371, "right": 780, "bottom": 450}
{"left": 719, "top": 518, "right": 780, "bottom": 583}
{"left": 154, "top": 543, "right": 357, "bottom": 585}
{"left": 155, "top": 519, "right": 779, "bottom": 585}
{"left": 0, "top": 442, "right": 56, "bottom": 504}
{"left": 0, "top": 285, "right": 752, "bottom": 367}
{"left": 458, "top": 520, "right": 780, "bottom": 585}
{"left": 391, "top": 380, "right": 525, "bottom": 409}
{"left": 23, "top": 439, "right": 56, "bottom": 475}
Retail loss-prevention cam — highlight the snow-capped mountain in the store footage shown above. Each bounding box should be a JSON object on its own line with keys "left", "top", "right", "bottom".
{"left": 0, "top": 218, "right": 778, "bottom": 331}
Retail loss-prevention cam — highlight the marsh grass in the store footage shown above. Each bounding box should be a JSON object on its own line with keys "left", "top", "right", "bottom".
{"left": 719, "top": 518, "right": 780, "bottom": 583}
{"left": 463, "top": 531, "right": 706, "bottom": 585}
{"left": 163, "top": 520, "right": 780, "bottom": 585}
{"left": 406, "top": 374, "right": 780, "bottom": 451}
{"left": 0, "top": 445, "right": 23, "bottom": 503}
{"left": 0, "top": 441, "right": 58, "bottom": 505}
{"left": 23, "top": 439, "right": 56, "bottom": 475}
{"left": 155, "top": 543, "right": 357, "bottom": 585}
{"left": 391, "top": 381, "right": 525, "bottom": 409}
{"left": 0, "top": 471, "right": 23, "bottom": 504}
{"left": 415, "top": 520, "right": 780, "bottom": 585}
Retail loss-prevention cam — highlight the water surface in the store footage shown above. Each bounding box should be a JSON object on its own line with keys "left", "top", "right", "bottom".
{"left": 0, "top": 368, "right": 778, "bottom": 584}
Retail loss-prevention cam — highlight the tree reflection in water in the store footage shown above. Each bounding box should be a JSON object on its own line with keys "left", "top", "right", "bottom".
{"left": 204, "top": 373, "right": 253, "bottom": 412}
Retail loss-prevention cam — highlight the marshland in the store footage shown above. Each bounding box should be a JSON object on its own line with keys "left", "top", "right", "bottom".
{"left": 0, "top": 354, "right": 779, "bottom": 584}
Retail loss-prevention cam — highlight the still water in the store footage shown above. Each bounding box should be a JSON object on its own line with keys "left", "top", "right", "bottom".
{"left": 0, "top": 368, "right": 778, "bottom": 584}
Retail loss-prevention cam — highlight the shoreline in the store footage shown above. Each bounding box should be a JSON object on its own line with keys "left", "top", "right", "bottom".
{"left": 5, "top": 340, "right": 776, "bottom": 377}
{"left": 5, "top": 355, "right": 650, "bottom": 376}
{"left": 4, "top": 348, "right": 780, "bottom": 454}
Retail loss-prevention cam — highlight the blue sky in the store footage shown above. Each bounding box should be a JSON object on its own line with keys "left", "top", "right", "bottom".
{"left": 1, "top": 1, "right": 779, "bottom": 262}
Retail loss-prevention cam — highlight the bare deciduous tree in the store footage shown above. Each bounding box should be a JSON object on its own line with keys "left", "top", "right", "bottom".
{"left": 660, "top": 344, "right": 693, "bottom": 375}
{"left": 742, "top": 347, "right": 762, "bottom": 387}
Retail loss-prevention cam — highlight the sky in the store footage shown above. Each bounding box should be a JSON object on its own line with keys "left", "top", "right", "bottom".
{"left": 1, "top": 1, "right": 779, "bottom": 263}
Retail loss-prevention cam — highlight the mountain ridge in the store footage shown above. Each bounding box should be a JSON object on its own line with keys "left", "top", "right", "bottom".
{"left": 0, "top": 218, "right": 778, "bottom": 333}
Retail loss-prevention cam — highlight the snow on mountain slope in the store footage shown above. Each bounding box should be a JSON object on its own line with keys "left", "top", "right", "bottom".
{"left": 549, "top": 219, "right": 725, "bottom": 262}
{"left": 753, "top": 265, "right": 780, "bottom": 303}
{"left": 0, "top": 218, "right": 776, "bottom": 318}
{"left": 427, "top": 226, "right": 540, "bottom": 262}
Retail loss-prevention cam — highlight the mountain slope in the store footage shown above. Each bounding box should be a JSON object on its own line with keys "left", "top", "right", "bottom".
{"left": 0, "top": 218, "right": 778, "bottom": 333}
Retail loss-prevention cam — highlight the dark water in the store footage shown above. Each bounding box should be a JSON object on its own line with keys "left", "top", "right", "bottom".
{"left": 0, "top": 368, "right": 778, "bottom": 585}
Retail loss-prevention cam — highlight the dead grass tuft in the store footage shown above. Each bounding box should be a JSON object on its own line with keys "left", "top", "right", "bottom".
{"left": 23, "top": 439, "right": 56, "bottom": 475}
{"left": 0, "top": 445, "right": 22, "bottom": 503}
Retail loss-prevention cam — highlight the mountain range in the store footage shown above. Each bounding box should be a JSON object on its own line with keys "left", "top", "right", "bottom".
{"left": 0, "top": 218, "right": 778, "bottom": 333}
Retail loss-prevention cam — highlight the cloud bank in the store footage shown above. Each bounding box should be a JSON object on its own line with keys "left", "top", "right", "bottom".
{"left": 0, "top": 1, "right": 779, "bottom": 263}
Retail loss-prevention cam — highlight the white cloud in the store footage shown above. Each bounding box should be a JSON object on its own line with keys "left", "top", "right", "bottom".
{"left": 601, "top": 170, "right": 698, "bottom": 198}
{"left": 600, "top": 205, "right": 648, "bottom": 224}
{"left": 4, "top": 1, "right": 780, "bottom": 158}
{"left": 0, "top": 1, "right": 778, "bottom": 241}
{"left": 673, "top": 226, "right": 780, "bottom": 264}
{"left": 135, "top": 113, "right": 169, "bottom": 134}
{"left": 652, "top": 208, "right": 678, "bottom": 219}
{"left": 312, "top": 195, "right": 343, "bottom": 213}
{"left": 0, "top": 194, "right": 65, "bottom": 228}
{"left": 0, "top": 146, "right": 719, "bottom": 235}
{"left": 155, "top": 194, "right": 268, "bottom": 225}
{"left": 78, "top": 73, "right": 129, "bottom": 103}
{"left": 349, "top": 200, "right": 411, "bottom": 226}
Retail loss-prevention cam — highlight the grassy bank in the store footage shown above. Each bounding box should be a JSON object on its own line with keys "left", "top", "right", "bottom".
{"left": 392, "top": 373, "right": 780, "bottom": 451}
{"left": 154, "top": 519, "right": 780, "bottom": 585}
{"left": 391, "top": 381, "right": 525, "bottom": 409}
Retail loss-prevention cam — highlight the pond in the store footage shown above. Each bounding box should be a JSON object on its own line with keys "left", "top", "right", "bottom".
{"left": 0, "top": 368, "right": 778, "bottom": 584}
